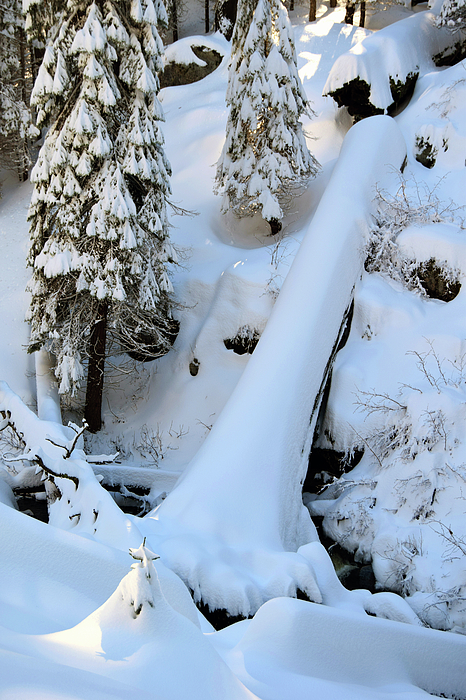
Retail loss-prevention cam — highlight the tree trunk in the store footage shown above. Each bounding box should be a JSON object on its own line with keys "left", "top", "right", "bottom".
{"left": 17, "top": 25, "right": 29, "bottom": 182}
{"left": 309, "top": 0, "right": 316, "bottom": 22}
{"left": 205, "top": 0, "right": 209, "bottom": 32}
{"left": 330, "top": 0, "right": 337, "bottom": 7}
{"left": 85, "top": 301, "right": 108, "bottom": 433}
{"left": 289, "top": 0, "right": 294, "bottom": 11}
{"left": 345, "top": 1, "right": 355, "bottom": 24}
{"left": 359, "top": 0, "right": 366, "bottom": 27}
{"left": 171, "top": 0, "right": 178, "bottom": 42}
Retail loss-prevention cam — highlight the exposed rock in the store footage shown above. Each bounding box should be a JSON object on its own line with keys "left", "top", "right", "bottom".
{"left": 223, "top": 326, "right": 260, "bottom": 355}
{"left": 415, "top": 258, "right": 461, "bottom": 302}
{"left": 414, "top": 135, "right": 438, "bottom": 169}
{"left": 328, "top": 72, "right": 418, "bottom": 121}
{"left": 160, "top": 46, "right": 223, "bottom": 89}
{"left": 328, "top": 77, "right": 383, "bottom": 120}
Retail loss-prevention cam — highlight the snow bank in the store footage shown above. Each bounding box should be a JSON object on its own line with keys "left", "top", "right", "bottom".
{"left": 21, "top": 548, "right": 256, "bottom": 700}
{"left": 323, "top": 11, "right": 466, "bottom": 116}
{"left": 310, "top": 215, "right": 466, "bottom": 630}
{"left": 216, "top": 593, "right": 466, "bottom": 700}
{"left": 396, "top": 58, "right": 466, "bottom": 173}
{"left": 139, "top": 115, "right": 407, "bottom": 617}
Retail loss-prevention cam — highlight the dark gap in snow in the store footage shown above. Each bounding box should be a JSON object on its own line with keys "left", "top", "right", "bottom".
{"left": 311, "top": 515, "right": 377, "bottom": 593}
{"left": 14, "top": 485, "right": 49, "bottom": 523}
{"left": 328, "top": 78, "right": 384, "bottom": 121}
{"left": 189, "top": 357, "right": 200, "bottom": 375}
{"left": 414, "top": 136, "right": 438, "bottom": 169}
{"left": 433, "top": 38, "right": 466, "bottom": 67}
{"left": 387, "top": 72, "right": 419, "bottom": 117}
{"left": 193, "top": 595, "right": 251, "bottom": 630}
{"left": 330, "top": 72, "right": 419, "bottom": 122}
{"left": 100, "top": 482, "right": 152, "bottom": 516}
{"left": 304, "top": 446, "right": 364, "bottom": 493}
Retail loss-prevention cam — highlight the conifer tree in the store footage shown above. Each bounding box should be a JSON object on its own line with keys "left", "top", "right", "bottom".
{"left": 0, "top": 0, "right": 34, "bottom": 185}
{"left": 215, "top": 0, "right": 319, "bottom": 234}
{"left": 26, "top": 0, "right": 176, "bottom": 432}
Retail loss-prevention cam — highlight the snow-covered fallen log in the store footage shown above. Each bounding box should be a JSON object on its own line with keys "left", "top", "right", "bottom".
{"left": 323, "top": 11, "right": 466, "bottom": 120}
{"left": 0, "top": 381, "right": 142, "bottom": 551}
{"left": 141, "top": 115, "right": 407, "bottom": 618}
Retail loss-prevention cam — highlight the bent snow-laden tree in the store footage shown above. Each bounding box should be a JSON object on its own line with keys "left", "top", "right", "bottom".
{"left": 215, "top": 0, "right": 319, "bottom": 235}
{"left": 25, "top": 0, "right": 177, "bottom": 432}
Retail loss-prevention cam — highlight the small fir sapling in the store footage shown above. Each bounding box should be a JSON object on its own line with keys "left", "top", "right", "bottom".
{"left": 215, "top": 0, "right": 319, "bottom": 235}
{"left": 25, "top": 0, "right": 177, "bottom": 432}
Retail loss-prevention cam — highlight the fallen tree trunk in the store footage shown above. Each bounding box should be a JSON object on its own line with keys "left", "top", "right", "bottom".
{"left": 142, "top": 115, "right": 408, "bottom": 618}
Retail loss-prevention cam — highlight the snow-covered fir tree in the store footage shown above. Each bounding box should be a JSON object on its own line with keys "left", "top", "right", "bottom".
{"left": 26, "top": 0, "right": 177, "bottom": 432}
{"left": 0, "top": 0, "right": 34, "bottom": 184}
{"left": 215, "top": 0, "right": 319, "bottom": 234}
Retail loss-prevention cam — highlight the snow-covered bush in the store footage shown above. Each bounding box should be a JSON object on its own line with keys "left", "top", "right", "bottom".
{"left": 25, "top": 0, "right": 178, "bottom": 431}
{"left": 312, "top": 342, "right": 466, "bottom": 631}
{"left": 309, "top": 175, "right": 466, "bottom": 630}
{"left": 215, "top": 0, "right": 319, "bottom": 232}
{"left": 365, "top": 176, "right": 463, "bottom": 298}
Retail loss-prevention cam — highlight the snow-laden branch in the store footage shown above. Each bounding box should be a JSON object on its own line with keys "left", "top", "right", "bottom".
{"left": 141, "top": 115, "right": 408, "bottom": 617}
{"left": 0, "top": 380, "right": 142, "bottom": 551}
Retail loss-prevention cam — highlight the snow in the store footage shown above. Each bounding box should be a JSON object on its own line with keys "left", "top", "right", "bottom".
{"left": 2, "top": 0, "right": 466, "bottom": 698}
{"left": 138, "top": 114, "right": 407, "bottom": 618}
{"left": 323, "top": 10, "right": 466, "bottom": 112}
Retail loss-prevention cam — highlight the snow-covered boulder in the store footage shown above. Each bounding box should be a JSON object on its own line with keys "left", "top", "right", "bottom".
{"left": 323, "top": 11, "right": 466, "bottom": 120}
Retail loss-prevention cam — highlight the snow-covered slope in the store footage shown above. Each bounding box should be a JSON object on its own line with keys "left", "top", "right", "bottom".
{"left": 2, "top": 1, "right": 466, "bottom": 698}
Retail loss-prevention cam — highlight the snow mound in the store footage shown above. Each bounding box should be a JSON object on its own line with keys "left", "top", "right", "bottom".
{"left": 215, "top": 592, "right": 466, "bottom": 700}
{"left": 324, "top": 11, "right": 466, "bottom": 116}
{"left": 35, "top": 544, "right": 256, "bottom": 700}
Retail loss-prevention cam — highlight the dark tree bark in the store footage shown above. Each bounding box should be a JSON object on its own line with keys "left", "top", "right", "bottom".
{"left": 85, "top": 301, "right": 108, "bottom": 433}
{"left": 289, "top": 0, "right": 294, "bottom": 11}
{"left": 17, "top": 25, "right": 29, "bottom": 182}
{"left": 359, "top": 0, "right": 366, "bottom": 27}
{"left": 309, "top": 0, "right": 316, "bottom": 22}
{"left": 330, "top": 0, "right": 337, "bottom": 7}
{"left": 214, "top": 0, "right": 237, "bottom": 40}
{"left": 345, "top": 1, "right": 355, "bottom": 24}
{"left": 205, "top": 0, "right": 210, "bottom": 32}
{"left": 171, "top": 0, "right": 178, "bottom": 42}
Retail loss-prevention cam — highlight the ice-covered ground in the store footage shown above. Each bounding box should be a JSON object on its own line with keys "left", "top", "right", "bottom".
{"left": 1, "top": 0, "right": 466, "bottom": 698}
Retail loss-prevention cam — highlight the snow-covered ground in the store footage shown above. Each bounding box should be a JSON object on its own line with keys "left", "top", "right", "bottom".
{"left": 1, "top": 1, "right": 466, "bottom": 698}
